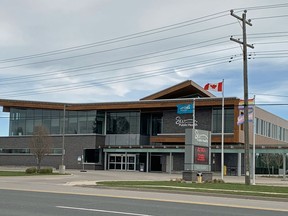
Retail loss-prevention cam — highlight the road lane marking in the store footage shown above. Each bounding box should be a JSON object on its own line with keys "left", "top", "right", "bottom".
{"left": 1, "top": 187, "right": 288, "bottom": 213}
{"left": 56, "top": 206, "right": 153, "bottom": 216}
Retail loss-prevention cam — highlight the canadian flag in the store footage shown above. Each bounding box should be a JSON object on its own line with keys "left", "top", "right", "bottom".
{"left": 204, "top": 82, "right": 223, "bottom": 92}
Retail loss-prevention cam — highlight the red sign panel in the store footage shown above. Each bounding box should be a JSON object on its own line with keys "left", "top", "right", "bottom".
{"left": 194, "top": 146, "right": 209, "bottom": 165}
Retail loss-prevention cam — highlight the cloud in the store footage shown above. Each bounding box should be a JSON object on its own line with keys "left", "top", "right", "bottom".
{"left": 0, "top": 0, "right": 287, "bottom": 123}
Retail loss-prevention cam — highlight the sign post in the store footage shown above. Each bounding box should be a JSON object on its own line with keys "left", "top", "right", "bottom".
{"left": 183, "top": 129, "right": 212, "bottom": 182}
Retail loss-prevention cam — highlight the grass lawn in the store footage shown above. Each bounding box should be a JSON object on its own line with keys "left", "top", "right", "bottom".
{"left": 97, "top": 181, "right": 288, "bottom": 199}
{"left": 0, "top": 171, "right": 60, "bottom": 176}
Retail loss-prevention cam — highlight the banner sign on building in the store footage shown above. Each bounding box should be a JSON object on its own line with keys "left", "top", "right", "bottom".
{"left": 238, "top": 98, "right": 255, "bottom": 110}
{"left": 175, "top": 116, "right": 197, "bottom": 127}
{"left": 177, "top": 103, "right": 193, "bottom": 114}
{"left": 237, "top": 98, "right": 255, "bottom": 125}
{"left": 237, "top": 111, "right": 254, "bottom": 125}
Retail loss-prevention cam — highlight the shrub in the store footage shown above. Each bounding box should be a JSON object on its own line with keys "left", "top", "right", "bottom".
{"left": 205, "top": 179, "right": 225, "bottom": 184}
{"left": 38, "top": 167, "right": 53, "bottom": 174}
{"left": 25, "top": 167, "right": 37, "bottom": 174}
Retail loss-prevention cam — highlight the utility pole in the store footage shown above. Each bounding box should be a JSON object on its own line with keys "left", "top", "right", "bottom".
{"left": 230, "top": 10, "right": 254, "bottom": 185}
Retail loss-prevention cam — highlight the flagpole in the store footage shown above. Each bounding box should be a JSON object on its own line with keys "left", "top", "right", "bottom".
{"left": 221, "top": 79, "right": 225, "bottom": 180}
{"left": 252, "top": 95, "right": 256, "bottom": 185}
{"left": 193, "top": 98, "right": 195, "bottom": 130}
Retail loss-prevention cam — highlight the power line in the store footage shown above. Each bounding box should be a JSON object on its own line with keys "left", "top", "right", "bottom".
{"left": 254, "top": 40, "right": 288, "bottom": 45}
{"left": 0, "top": 23, "right": 236, "bottom": 69}
{"left": 236, "top": 3, "right": 288, "bottom": 11}
{"left": 0, "top": 3, "right": 288, "bottom": 100}
{"left": 251, "top": 93, "right": 288, "bottom": 98}
{"left": 1, "top": 45, "right": 238, "bottom": 85}
{"left": 0, "top": 2, "right": 287, "bottom": 67}
{"left": 0, "top": 58, "right": 235, "bottom": 97}
{"left": 1, "top": 57, "right": 233, "bottom": 95}
{"left": 252, "top": 14, "right": 288, "bottom": 20}
{"left": 0, "top": 37, "right": 232, "bottom": 82}
{"left": 248, "top": 34, "right": 288, "bottom": 39}
{"left": 0, "top": 12, "right": 229, "bottom": 63}
{"left": 1, "top": 2, "right": 288, "bottom": 63}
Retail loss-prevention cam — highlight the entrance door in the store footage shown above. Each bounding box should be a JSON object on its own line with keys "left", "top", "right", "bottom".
{"left": 108, "top": 154, "right": 136, "bottom": 171}
{"left": 151, "top": 155, "right": 162, "bottom": 172}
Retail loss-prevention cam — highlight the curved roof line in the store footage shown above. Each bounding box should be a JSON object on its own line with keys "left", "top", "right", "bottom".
{"left": 140, "top": 80, "right": 215, "bottom": 100}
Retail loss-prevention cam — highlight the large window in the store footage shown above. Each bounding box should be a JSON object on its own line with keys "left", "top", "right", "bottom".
{"left": 140, "top": 113, "right": 151, "bottom": 135}
{"left": 9, "top": 108, "right": 100, "bottom": 136}
{"left": 0, "top": 148, "right": 62, "bottom": 155}
{"left": 67, "top": 111, "right": 78, "bottom": 134}
{"left": 93, "top": 111, "right": 105, "bottom": 134}
{"left": 83, "top": 149, "right": 101, "bottom": 164}
{"left": 151, "top": 113, "right": 162, "bottom": 136}
{"left": 255, "top": 118, "right": 288, "bottom": 142}
{"left": 106, "top": 112, "right": 140, "bottom": 134}
{"left": 212, "top": 108, "right": 234, "bottom": 133}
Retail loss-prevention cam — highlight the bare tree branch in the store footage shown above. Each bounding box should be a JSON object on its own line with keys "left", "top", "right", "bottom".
{"left": 29, "top": 126, "right": 52, "bottom": 171}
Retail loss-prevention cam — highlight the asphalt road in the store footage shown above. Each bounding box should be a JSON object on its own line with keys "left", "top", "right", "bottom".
{"left": 0, "top": 170, "right": 288, "bottom": 215}
{"left": 1, "top": 189, "right": 287, "bottom": 216}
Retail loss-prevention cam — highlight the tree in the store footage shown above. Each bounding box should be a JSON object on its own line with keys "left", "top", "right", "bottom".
{"left": 260, "top": 153, "right": 274, "bottom": 176}
{"left": 29, "top": 126, "right": 52, "bottom": 171}
{"left": 273, "top": 153, "right": 283, "bottom": 175}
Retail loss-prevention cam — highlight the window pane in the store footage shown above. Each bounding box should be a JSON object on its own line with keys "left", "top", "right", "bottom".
{"left": 213, "top": 108, "right": 234, "bottom": 133}
{"left": 106, "top": 112, "right": 140, "bottom": 134}
{"left": 84, "top": 149, "right": 100, "bottom": 163}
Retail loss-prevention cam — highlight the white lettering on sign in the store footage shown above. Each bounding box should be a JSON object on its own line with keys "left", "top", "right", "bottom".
{"left": 175, "top": 116, "right": 198, "bottom": 127}
{"left": 195, "top": 130, "right": 208, "bottom": 143}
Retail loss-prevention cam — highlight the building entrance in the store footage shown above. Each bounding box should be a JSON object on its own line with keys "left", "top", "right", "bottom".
{"left": 108, "top": 154, "right": 136, "bottom": 171}
{"left": 151, "top": 155, "right": 162, "bottom": 172}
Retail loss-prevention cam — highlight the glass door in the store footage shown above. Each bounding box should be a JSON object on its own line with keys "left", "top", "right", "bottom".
{"left": 108, "top": 154, "right": 136, "bottom": 171}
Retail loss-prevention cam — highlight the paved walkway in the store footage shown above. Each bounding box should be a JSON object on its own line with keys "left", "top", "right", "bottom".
{"left": 0, "top": 166, "right": 287, "bottom": 186}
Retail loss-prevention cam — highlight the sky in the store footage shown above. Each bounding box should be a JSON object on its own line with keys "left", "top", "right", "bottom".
{"left": 0, "top": 0, "right": 288, "bottom": 136}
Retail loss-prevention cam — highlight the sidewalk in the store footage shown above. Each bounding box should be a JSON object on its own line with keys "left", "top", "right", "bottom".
{"left": 0, "top": 166, "right": 287, "bottom": 186}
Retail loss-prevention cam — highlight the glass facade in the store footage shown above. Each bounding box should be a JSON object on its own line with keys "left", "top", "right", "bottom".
{"left": 212, "top": 108, "right": 234, "bottom": 133}
{"left": 0, "top": 148, "right": 62, "bottom": 155}
{"left": 10, "top": 107, "right": 238, "bottom": 138}
{"left": 9, "top": 108, "right": 105, "bottom": 136}
{"left": 140, "top": 113, "right": 151, "bottom": 136}
{"left": 106, "top": 112, "right": 140, "bottom": 134}
{"left": 151, "top": 113, "right": 163, "bottom": 136}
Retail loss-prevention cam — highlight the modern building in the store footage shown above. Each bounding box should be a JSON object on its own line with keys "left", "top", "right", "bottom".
{"left": 0, "top": 80, "right": 287, "bottom": 175}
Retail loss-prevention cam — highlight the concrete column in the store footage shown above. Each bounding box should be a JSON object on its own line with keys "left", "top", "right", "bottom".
{"left": 283, "top": 153, "right": 287, "bottom": 180}
{"left": 146, "top": 152, "right": 149, "bottom": 173}
{"left": 169, "top": 152, "right": 172, "bottom": 174}
{"left": 125, "top": 152, "right": 127, "bottom": 171}
{"left": 237, "top": 153, "right": 242, "bottom": 176}
{"left": 104, "top": 152, "right": 107, "bottom": 170}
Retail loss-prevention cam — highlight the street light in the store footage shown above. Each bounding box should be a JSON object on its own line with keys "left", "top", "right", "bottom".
{"left": 59, "top": 104, "right": 66, "bottom": 174}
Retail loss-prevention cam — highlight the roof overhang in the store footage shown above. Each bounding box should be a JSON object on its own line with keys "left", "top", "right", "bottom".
{"left": 141, "top": 80, "right": 215, "bottom": 100}
{"left": 0, "top": 97, "right": 239, "bottom": 112}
